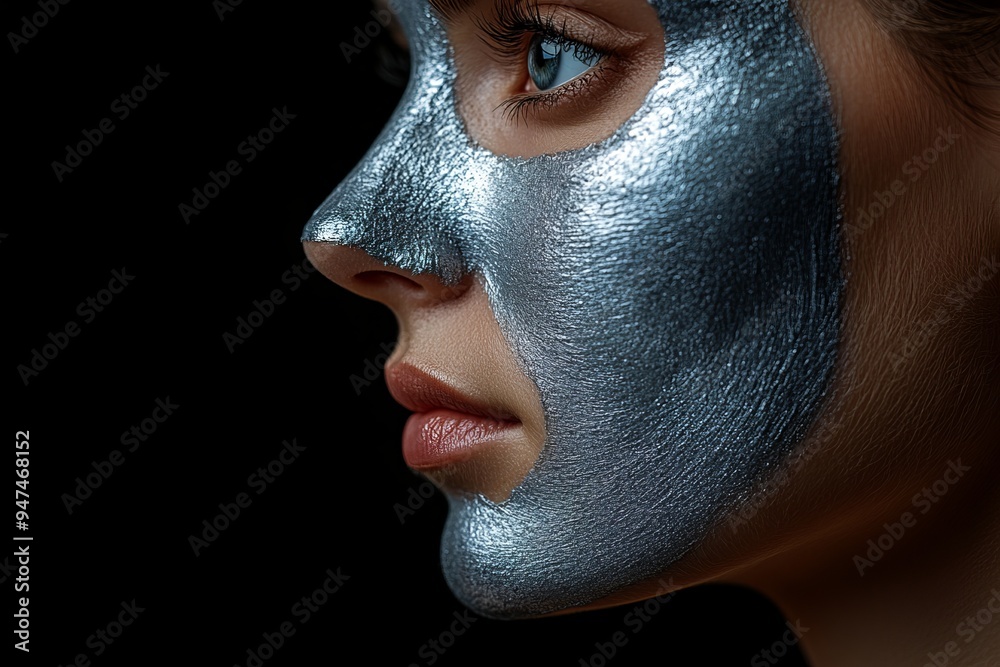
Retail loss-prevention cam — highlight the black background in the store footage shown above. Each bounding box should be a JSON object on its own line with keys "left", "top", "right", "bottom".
{"left": 6, "top": 0, "right": 808, "bottom": 664}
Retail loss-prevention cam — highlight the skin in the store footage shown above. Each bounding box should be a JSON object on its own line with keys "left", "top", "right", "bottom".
{"left": 305, "top": 245, "right": 546, "bottom": 501}
{"left": 449, "top": 0, "right": 665, "bottom": 156}
{"left": 306, "top": 0, "right": 1000, "bottom": 663}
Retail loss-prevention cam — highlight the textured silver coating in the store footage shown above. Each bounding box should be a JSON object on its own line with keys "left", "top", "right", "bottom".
{"left": 303, "top": 0, "right": 841, "bottom": 618}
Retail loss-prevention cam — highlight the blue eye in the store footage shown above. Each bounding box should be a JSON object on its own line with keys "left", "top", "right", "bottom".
{"left": 526, "top": 34, "right": 600, "bottom": 91}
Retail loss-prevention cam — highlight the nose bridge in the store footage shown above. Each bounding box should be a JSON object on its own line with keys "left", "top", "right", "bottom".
{"left": 301, "top": 1, "right": 472, "bottom": 285}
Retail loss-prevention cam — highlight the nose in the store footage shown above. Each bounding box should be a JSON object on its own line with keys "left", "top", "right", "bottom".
{"left": 303, "top": 242, "right": 473, "bottom": 313}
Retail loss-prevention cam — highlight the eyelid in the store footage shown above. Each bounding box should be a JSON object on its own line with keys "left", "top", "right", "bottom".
{"left": 474, "top": 2, "right": 646, "bottom": 65}
{"left": 496, "top": 64, "right": 613, "bottom": 125}
{"left": 468, "top": 2, "right": 645, "bottom": 125}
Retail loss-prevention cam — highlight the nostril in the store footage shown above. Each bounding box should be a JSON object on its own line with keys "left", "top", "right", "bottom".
{"left": 354, "top": 270, "right": 422, "bottom": 292}
{"left": 304, "top": 242, "right": 472, "bottom": 307}
{"left": 353, "top": 269, "right": 473, "bottom": 305}
{"left": 439, "top": 278, "right": 472, "bottom": 301}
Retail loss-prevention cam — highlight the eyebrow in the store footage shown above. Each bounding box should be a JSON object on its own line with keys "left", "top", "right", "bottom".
{"left": 427, "top": 0, "right": 475, "bottom": 22}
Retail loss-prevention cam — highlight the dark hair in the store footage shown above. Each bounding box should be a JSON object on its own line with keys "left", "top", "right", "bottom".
{"left": 862, "top": 0, "right": 1000, "bottom": 134}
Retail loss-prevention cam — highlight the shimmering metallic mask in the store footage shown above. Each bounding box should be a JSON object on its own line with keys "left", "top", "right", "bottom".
{"left": 303, "top": 0, "right": 841, "bottom": 618}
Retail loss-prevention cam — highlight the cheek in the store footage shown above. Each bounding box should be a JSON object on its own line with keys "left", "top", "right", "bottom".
{"left": 754, "top": 0, "right": 1000, "bottom": 540}
{"left": 441, "top": 2, "right": 845, "bottom": 618}
{"left": 304, "top": 0, "right": 846, "bottom": 618}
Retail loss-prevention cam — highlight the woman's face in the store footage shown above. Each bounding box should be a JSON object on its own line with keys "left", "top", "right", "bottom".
{"left": 304, "top": 0, "right": 997, "bottom": 618}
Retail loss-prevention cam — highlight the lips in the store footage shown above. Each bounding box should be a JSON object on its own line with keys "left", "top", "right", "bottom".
{"left": 386, "top": 364, "right": 520, "bottom": 470}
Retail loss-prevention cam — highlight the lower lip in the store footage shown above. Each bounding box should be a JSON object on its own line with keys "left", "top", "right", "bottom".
{"left": 402, "top": 409, "right": 518, "bottom": 469}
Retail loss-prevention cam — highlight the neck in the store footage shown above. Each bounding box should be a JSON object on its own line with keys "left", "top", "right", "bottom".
{"left": 742, "top": 443, "right": 1000, "bottom": 667}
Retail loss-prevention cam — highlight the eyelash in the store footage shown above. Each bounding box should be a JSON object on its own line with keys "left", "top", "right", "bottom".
{"left": 474, "top": 0, "right": 612, "bottom": 125}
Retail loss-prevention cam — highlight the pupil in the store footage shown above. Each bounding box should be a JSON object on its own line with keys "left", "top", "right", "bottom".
{"left": 528, "top": 36, "right": 562, "bottom": 90}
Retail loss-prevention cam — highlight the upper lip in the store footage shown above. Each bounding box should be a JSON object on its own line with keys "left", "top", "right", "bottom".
{"left": 385, "top": 363, "right": 518, "bottom": 423}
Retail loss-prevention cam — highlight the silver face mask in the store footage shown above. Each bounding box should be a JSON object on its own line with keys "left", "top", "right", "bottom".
{"left": 303, "top": 0, "right": 841, "bottom": 618}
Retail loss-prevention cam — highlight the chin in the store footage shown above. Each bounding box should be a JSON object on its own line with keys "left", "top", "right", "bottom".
{"left": 436, "top": 483, "right": 714, "bottom": 619}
